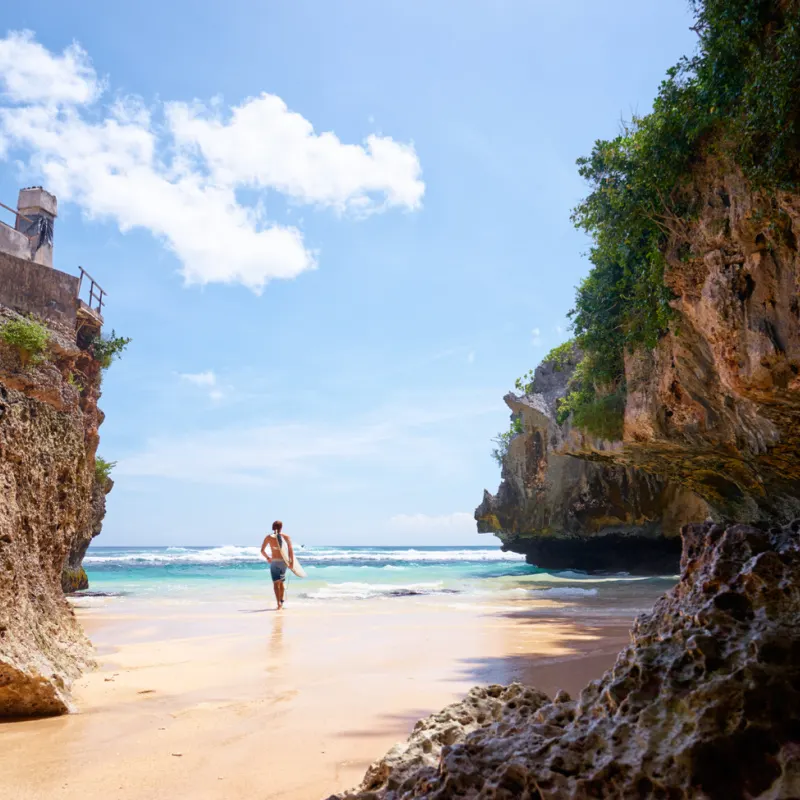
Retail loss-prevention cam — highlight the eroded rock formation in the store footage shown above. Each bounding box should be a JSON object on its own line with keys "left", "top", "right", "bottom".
{"left": 476, "top": 354, "right": 709, "bottom": 573}
{"left": 615, "top": 161, "right": 800, "bottom": 524}
{"left": 478, "top": 160, "right": 800, "bottom": 571}
{"left": 61, "top": 474, "right": 112, "bottom": 593}
{"left": 330, "top": 519, "right": 800, "bottom": 799}
{"left": 0, "top": 308, "right": 104, "bottom": 715}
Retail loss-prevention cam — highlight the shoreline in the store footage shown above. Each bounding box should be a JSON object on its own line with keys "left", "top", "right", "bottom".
{"left": 0, "top": 592, "right": 639, "bottom": 799}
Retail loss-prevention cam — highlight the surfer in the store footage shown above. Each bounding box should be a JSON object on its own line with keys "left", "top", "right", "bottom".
{"left": 261, "top": 520, "right": 295, "bottom": 610}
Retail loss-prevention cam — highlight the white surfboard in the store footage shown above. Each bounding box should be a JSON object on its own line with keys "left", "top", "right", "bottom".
{"left": 277, "top": 536, "right": 307, "bottom": 578}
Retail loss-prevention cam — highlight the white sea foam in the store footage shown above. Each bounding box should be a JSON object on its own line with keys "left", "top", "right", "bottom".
{"left": 83, "top": 545, "right": 526, "bottom": 566}
{"left": 469, "top": 586, "right": 599, "bottom": 600}
{"left": 66, "top": 594, "right": 117, "bottom": 607}
{"left": 508, "top": 571, "right": 651, "bottom": 585}
{"left": 306, "top": 548, "right": 525, "bottom": 563}
{"left": 83, "top": 545, "right": 257, "bottom": 564}
{"left": 300, "top": 581, "right": 453, "bottom": 601}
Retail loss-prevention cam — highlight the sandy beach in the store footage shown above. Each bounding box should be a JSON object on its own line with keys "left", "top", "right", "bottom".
{"left": 0, "top": 593, "right": 636, "bottom": 800}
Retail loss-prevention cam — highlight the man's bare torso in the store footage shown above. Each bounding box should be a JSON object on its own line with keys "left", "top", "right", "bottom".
{"left": 265, "top": 533, "right": 289, "bottom": 561}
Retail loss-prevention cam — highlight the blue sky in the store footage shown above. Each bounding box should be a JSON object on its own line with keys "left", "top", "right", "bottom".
{"left": 0, "top": 2, "right": 696, "bottom": 546}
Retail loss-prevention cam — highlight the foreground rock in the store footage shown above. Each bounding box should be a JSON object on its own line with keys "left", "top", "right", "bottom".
{"left": 477, "top": 352, "right": 709, "bottom": 573}
{"left": 330, "top": 520, "right": 800, "bottom": 799}
{"left": 0, "top": 308, "right": 104, "bottom": 715}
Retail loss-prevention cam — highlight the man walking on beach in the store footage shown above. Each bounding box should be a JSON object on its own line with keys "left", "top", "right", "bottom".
{"left": 261, "top": 520, "right": 294, "bottom": 610}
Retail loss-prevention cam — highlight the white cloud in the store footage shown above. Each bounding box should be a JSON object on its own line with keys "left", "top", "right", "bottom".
{"left": 531, "top": 327, "right": 542, "bottom": 347}
{"left": 180, "top": 370, "right": 216, "bottom": 387}
{"left": 167, "top": 97, "right": 423, "bottom": 213}
{"left": 0, "top": 31, "right": 424, "bottom": 292}
{"left": 467, "top": 351, "right": 475, "bottom": 364}
{"left": 180, "top": 370, "right": 226, "bottom": 403}
{"left": 0, "top": 31, "right": 100, "bottom": 104}
{"left": 388, "top": 512, "right": 474, "bottom": 533}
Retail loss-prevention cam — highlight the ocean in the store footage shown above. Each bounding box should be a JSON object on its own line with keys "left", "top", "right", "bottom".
{"left": 80, "top": 544, "right": 677, "bottom": 615}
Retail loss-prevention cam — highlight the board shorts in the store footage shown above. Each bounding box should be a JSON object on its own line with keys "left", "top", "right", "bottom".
{"left": 270, "top": 559, "right": 287, "bottom": 583}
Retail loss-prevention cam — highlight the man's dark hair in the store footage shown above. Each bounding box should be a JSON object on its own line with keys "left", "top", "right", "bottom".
{"left": 272, "top": 520, "right": 283, "bottom": 548}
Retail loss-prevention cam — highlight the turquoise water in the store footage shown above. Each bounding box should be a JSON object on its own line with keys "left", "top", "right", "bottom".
{"left": 81, "top": 544, "right": 676, "bottom": 613}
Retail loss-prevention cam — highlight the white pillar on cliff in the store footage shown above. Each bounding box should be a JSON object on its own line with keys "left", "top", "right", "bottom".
{"left": 16, "top": 187, "right": 57, "bottom": 268}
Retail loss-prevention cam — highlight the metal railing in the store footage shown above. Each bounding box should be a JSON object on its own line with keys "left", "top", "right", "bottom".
{"left": 77, "top": 266, "right": 106, "bottom": 317}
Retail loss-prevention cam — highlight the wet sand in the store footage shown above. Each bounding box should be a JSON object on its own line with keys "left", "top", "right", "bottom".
{"left": 0, "top": 596, "right": 635, "bottom": 799}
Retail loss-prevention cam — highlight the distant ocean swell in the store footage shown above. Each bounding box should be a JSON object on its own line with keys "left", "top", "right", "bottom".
{"left": 82, "top": 545, "right": 527, "bottom": 566}
{"left": 77, "top": 545, "right": 673, "bottom": 611}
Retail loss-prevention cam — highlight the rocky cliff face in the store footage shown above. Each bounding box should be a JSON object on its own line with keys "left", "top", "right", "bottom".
{"left": 331, "top": 519, "right": 800, "bottom": 800}
{"left": 477, "top": 162, "right": 800, "bottom": 571}
{"left": 476, "top": 353, "right": 710, "bottom": 573}
{"left": 0, "top": 308, "right": 104, "bottom": 716}
{"left": 617, "top": 161, "right": 800, "bottom": 524}
{"left": 61, "top": 475, "right": 112, "bottom": 593}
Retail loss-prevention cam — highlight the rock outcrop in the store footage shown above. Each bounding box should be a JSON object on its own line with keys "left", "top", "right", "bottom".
{"left": 330, "top": 519, "right": 800, "bottom": 800}
{"left": 0, "top": 308, "right": 105, "bottom": 716}
{"left": 615, "top": 161, "right": 800, "bottom": 525}
{"left": 478, "top": 160, "right": 800, "bottom": 571}
{"left": 477, "top": 353, "right": 710, "bottom": 573}
{"left": 61, "top": 474, "right": 112, "bottom": 593}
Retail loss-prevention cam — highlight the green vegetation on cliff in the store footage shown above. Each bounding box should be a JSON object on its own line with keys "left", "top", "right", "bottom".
{"left": 494, "top": 0, "right": 800, "bottom": 456}
{"left": 90, "top": 330, "right": 132, "bottom": 369}
{"left": 515, "top": 340, "right": 577, "bottom": 397}
{"left": 94, "top": 456, "right": 116, "bottom": 487}
{"left": 572, "top": 0, "right": 800, "bottom": 394}
{"left": 491, "top": 416, "right": 524, "bottom": 467}
{"left": 0, "top": 316, "right": 50, "bottom": 367}
{"left": 557, "top": 380, "right": 626, "bottom": 441}
{"left": 534, "top": 0, "right": 800, "bottom": 441}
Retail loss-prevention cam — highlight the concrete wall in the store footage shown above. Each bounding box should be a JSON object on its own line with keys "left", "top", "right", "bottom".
{"left": 2, "top": 220, "right": 54, "bottom": 268}
{"left": 0, "top": 222, "right": 33, "bottom": 263}
{"left": 0, "top": 250, "right": 78, "bottom": 329}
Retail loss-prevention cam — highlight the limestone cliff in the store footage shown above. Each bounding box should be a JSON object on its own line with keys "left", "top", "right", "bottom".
{"left": 61, "top": 475, "right": 112, "bottom": 593}
{"left": 476, "top": 352, "right": 710, "bottom": 573}
{"left": 478, "top": 159, "right": 800, "bottom": 571}
{"left": 614, "top": 160, "right": 800, "bottom": 524}
{"left": 0, "top": 307, "right": 104, "bottom": 716}
{"left": 331, "top": 519, "right": 800, "bottom": 799}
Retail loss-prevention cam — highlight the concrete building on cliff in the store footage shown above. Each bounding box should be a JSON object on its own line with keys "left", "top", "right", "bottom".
{"left": 0, "top": 186, "right": 56, "bottom": 267}
{"left": 0, "top": 186, "right": 105, "bottom": 338}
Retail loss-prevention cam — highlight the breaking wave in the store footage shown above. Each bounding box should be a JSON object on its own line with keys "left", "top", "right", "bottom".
{"left": 83, "top": 545, "right": 526, "bottom": 567}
